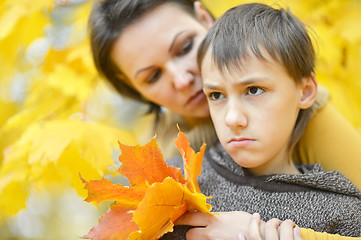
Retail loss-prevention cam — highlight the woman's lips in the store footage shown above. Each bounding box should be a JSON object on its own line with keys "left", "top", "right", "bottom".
{"left": 186, "top": 90, "right": 206, "bottom": 106}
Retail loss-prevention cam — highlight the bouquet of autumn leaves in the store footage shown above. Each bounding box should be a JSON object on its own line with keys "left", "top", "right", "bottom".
{"left": 81, "top": 131, "right": 212, "bottom": 239}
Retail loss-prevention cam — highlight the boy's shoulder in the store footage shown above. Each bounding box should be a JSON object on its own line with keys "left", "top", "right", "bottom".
{"left": 269, "top": 163, "right": 361, "bottom": 199}
{"left": 167, "top": 141, "right": 361, "bottom": 200}
{"left": 204, "top": 142, "right": 361, "bottom": 198}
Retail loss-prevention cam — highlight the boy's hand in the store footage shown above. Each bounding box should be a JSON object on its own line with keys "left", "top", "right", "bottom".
{"left": 175, "top": 211, "right": 252, "bottom": 239}
{"left": 247, "top": 213, "right": 303, "bottom": 240}
{"left": 175, "top": 211, "right": 303, "bottom": 240}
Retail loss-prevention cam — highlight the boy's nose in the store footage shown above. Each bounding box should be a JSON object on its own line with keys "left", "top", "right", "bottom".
{"left": 225, "top": 103, "right": 248, "bottom": 129}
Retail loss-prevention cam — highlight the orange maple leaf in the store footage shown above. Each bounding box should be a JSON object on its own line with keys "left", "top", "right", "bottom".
{"left": 117, "top": 138, "right": 186, "bottom": 187}
{"left": 82, "top": 204, "right": 139, "bottom": 240}
{"left": 82, "top": 130, "right": 212, "bottom": 240}
{"left": 174, "top": 130, "right": 206, "bottom": 193}
{"left": 81, "top": 177, "right": 144, "bottom": 207}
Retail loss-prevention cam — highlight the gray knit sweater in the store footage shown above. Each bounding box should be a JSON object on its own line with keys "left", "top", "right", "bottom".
{"left": 163, "top": 142, "right": 361, "bottom": 239}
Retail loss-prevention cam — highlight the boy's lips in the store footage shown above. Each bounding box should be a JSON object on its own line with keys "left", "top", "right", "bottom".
{"left": 228, "top": 137, "right": 255, "bottom": 147}
{"left": 185, "top": 90, "right": 206, "bottom": 106}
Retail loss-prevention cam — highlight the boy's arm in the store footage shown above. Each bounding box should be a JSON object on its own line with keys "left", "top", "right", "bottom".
{"left": 301, "top": 228, "right": 361, "bottom": 240}
{"left": 295, "top": 100, "right": 361, "bottom": 189}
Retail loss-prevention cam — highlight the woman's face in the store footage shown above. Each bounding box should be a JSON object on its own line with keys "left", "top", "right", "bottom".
{"left": 111, "top": 3, "right": 213, "bottom": 124}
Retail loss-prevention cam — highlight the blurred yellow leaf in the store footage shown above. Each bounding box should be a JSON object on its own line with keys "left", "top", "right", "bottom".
{"left": 0, "top": 5, "right": 27, "bottom": 41}
{"left": 0, "top": 119, "right": 138, "bottom": 218}
{"left": 48, "top": 64, "right": 92, "bottom": 101}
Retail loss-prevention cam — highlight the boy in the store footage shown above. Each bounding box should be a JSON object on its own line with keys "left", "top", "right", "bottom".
{"left": 164, "top": 3, "right": 360, "bottom": 239}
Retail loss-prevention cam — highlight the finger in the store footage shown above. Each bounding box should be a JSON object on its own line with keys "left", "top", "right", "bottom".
{"left": 238, "top": 233, "right": 246, "bottom": 240}
{"left": 264, "top": 218, "right": 282, "bottom": 240}
{"left": 278, "top": 219, "right": 295, "bottom": 240}
{"left": 175, "top": 212, "right": 211, "bottom": 226}
{"left": 293, "top": 227, "right": 303, "bottom": 240}
{"left": 248, "top": 213, "right": 262, "bottom": 240}
{"left": 185, "top": 227, "right": 207, "bottom": 240}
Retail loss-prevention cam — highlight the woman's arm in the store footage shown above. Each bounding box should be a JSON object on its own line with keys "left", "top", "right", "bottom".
{"left": 300, "top": 228, "right": 360, "bottom": 240}
{"left": 294, "top": 100, "right": 361, "bottom": 189}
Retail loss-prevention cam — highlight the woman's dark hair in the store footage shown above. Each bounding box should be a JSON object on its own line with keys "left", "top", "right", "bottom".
{"left": 197, "top": 3, "right": 316, "bottom": 153}
{"left": 89, "top": 0, "right": 196, "bottom": 120}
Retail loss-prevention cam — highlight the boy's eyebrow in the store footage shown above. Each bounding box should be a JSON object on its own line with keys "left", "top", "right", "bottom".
{"left": 203, "top": 83, "right": 220, "bottom": 90}
{"left": 203, "top": 78, "right": 267, "bottom": 89}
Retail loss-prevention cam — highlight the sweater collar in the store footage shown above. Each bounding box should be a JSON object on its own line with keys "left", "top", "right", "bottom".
{"left": 206, "top": 142, "right": 361, "bottom": 198}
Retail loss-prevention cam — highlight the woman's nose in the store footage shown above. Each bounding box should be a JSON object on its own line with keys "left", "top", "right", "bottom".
{"left": 167, "top": 63, "right": 195, "bottom": 90}
{"left": 173, "top": 71, "right": 195, "bottom": 90}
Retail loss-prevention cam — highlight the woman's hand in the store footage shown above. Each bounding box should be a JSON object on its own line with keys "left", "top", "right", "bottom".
{"left": 175, "top": 211, "right": 303, "bottom": 240}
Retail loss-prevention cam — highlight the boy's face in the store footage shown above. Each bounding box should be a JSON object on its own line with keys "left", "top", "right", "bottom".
{"left": 202, "top": 51, "right": 304, "bottom": 175}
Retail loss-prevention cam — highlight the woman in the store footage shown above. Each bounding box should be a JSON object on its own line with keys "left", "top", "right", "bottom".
{"left": 89, "top": 0, "right": 361, "bottom": 239}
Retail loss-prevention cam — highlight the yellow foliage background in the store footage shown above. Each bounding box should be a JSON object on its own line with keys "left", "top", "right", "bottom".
{"left": 0, "top": 0, "right": 360, "bottom": 239}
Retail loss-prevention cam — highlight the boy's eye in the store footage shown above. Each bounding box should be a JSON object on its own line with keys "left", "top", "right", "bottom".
{"left": 177, "top": 38, "right": 193, "bottom": 56}
{"left": 146, "top": 69, "right": 162, "bottom": 84}
{"left": 208, "top": 92, "right": 225, "bottom": 101}
{"left": 247, "top": 86, "right": 264, "bottom": 96}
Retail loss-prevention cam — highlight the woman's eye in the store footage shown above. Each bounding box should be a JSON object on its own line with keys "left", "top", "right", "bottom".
{"left": 208, "top": 92, "right": 225, "bottom": 101}
{"left": 146, "top": 69, "right": 161, "bottom": 84}
{"left": 247, "top": 86, "right": 264, "bottom": 96}
{"left": 178, "top": 38, "right": 193, "bottom": 56}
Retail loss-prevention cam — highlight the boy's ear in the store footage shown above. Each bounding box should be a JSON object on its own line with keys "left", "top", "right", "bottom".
{"left": 194, "top": 1, "right": 214, "bottom": 30}
{"left": 298, "top": 73, "right": 318, "bottom": 109}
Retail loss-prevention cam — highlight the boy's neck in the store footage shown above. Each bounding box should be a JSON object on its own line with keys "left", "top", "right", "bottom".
{"left": 248, "top": 159, "right": 301, "bottom": 176}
